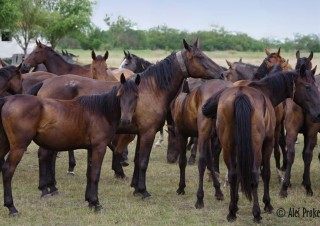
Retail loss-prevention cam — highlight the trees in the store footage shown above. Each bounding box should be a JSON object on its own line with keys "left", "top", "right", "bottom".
{"left": 39, "top": 0, "right": 94, "bottom": 49}
{"left": 0, "top": 0, "right": 19, "bottom": 30}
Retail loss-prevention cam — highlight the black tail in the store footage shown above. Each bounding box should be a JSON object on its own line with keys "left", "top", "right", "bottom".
{"left": 26, "top": 81, "right": 43, "bottom": 96}
{"left": 202, "top": 88, "right": 226, "bottom": 118}
{"left": 0, "top": 98, "right": 9, "bottom": 172}
{"left": 234, "top": 92, "right": 253, "bottom": 201}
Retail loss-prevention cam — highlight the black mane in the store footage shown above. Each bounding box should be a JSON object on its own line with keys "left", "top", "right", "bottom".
{"left": 76, "top": 85, "right": 121, "bottom": 122}
{"left": 139, "top": 52, "right": 177, "bottom": 90}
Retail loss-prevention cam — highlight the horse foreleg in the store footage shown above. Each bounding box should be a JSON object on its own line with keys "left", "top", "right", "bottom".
{"left": 301, "top": 130, "right": 317, "bottom": 196}
{"left": 279, "top": 133, "right": 297, "bottom": 198}
{"left": 134, "top": 132, "right": 156, "bottom": 198}
{"left": 67, "top": 150, "right": 76, "bottom": 175}
{"left": 273, "top": 124, "right": 282, "bottom": 182}
{"left": 279, "top": 122, "right": 287, "bottom": 170}
{"left": 85, "top": 144, "right": 107, "bottom": 212}
{"left": 131, "top": 135, "right": 140, "bottom": 192}
{"left": 176, "top": 134, "right": 188, "bottom": 195}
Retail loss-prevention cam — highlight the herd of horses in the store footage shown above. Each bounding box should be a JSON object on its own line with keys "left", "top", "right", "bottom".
{"left": 0, "top": 38, "right": 319, "bottom": 223}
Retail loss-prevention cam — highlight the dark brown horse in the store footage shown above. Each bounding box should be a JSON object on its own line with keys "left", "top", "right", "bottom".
{"left": 0, "top": 65, "right": 23, "bottom": 96}
{"left": 279, "top": 51, "right": 319, "bottom": 198}
{"left": 202, "top": 65, "right": 320, "bottom": 223}
{"left": 0, "top": 74, "right": 140, "bottom": 216}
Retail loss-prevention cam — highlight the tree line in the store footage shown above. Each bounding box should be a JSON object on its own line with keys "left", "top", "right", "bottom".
{"left": 1, "top": 1, "right": 320, "bottom": 53}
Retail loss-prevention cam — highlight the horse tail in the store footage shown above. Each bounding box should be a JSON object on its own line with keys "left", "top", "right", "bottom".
{"left": 27, "top": 82, "right": 43, "bottom": 96}
{"left": 202, "top": 88, "right": 226, "bottom": 118}
{"left": 0, "top": 98, "right": 9, "bottom": 172}
{"left": 234, "top": 92, "right": 253, "bottom": 201}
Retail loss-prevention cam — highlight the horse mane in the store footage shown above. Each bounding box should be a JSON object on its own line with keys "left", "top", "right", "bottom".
{"left": 250, "top": 70, "right": 296, "bottom": 96}
{"left": 43, "top": 45, "right": 71, "bottom": 64}
{"left": 131, "top": 53, "right": 153, "bottom": 69}
{"left": 139, "top": 52, "right": 177, "bottom": 90}
{"left": 76, "top": 85, "right": 121, "bottom": 122}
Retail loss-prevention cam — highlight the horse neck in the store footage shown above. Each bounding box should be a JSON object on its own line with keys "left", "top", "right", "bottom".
{"left": 250, "top": 74, "right": 293, "bottom": 107}
{"left": 253, "top": 61, "right": 270, "bottom": 80}
{"left": 43, "top": 51, "right": 72, "bottom": 75}
{"left": 140, "top": 57, "right": 185, "bottom": 106}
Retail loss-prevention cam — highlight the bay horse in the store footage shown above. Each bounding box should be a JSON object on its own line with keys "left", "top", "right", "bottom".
{"left": 0, "top": 65, "right": 23, "bottom": 96}
{"left": 91, "top": 50, "right": 118, "bottom": 81}
{"left": 279, "top": 51, "right": 319, "bottom": 198}
{"left": 116, "top": 38, "right": 223, "bottom": 198}
{"left": 0, "top": 74, "right": 141, "bottom": 216}
{"left": 120, "top": 50, "right": 154, "bottom": 73}
{"left": 202, "top": 65, "right": 320, "bottom": 223}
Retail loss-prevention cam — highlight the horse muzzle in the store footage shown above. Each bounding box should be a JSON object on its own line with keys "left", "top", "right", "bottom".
{"left": 120, "top": 118, "right": 132, "bottom": 126}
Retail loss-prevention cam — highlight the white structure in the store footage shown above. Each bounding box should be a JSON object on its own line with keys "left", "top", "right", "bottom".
{"left": 0, "top": 31, "right": 38, "bottom": 59}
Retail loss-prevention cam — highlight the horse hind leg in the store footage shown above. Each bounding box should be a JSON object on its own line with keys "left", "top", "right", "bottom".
{"left": 252, "top": 166, "right": 262, "bottom": 223}
{"left": 226, "top": 165, "right": 239, "bottom": 222}
{"left": 2, "top": 147, "right": 26, "bottom": 216}
{"left": 301, "top": 135, "right": 316, "bottom": 196}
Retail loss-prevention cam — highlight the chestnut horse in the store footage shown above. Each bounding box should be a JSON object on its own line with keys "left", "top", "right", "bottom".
{"left": 202, "top": 65, "right": 320, "bottom": 223}
{"left": 0, "top": 74, "right": 140, "bottom": 216}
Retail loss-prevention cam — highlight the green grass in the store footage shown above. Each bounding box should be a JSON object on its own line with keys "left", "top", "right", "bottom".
{"left": 0, "top": 134, "right": 320, "bottom": 226}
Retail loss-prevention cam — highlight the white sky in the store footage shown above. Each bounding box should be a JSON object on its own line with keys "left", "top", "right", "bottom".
{"left": 91, "top": 0, "right": 320, "bottom": 40}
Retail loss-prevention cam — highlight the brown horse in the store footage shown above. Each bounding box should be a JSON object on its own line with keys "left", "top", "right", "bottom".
{"left": 115, "top": 38, "right": 223, "bottom": 198}
{"left": 279, "top": 51, "right": 319, "bottom": 197}
{"left": 0, "top": 74, "right": 140, "bottom": 216}
{"left": 91, "top": 50, "right": 118, "bottom": 81}
{"left": 167, "top": 78, "right": 232, "bottom": 206}
{"left": 202, "top": 65, "right": 320, "bottom": 223}
{"left": 0, "top": 65, "right": 23, "bottom": 96}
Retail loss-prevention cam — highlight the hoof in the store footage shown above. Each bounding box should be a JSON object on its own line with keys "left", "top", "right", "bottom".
{"left": 41, "top": 193, "right": 52, "bottom": 199}
{"left": 264, "top": 204, "right": 274, "bottom": 213}
{"left": 227, "top": 213, "right": 236, "bottom": 222}
{"left": 67, "top": 171, "right": 75, "bottom": 176}
{"left": 195, "top": 200, "right": 204, "bottom": 209}
{"left": 114, "top": 173, "right": 127, "bottom": 179}
{"left": 188, "top": 158, "right": 196, "bottom": 165}
{"left": 9, "top": 212, "right": 19, "bottom": 217}
{"left": 142, "top": 191, "right": 151, "bottom": 199}
{"left": 94, "top": 205, "right": 103, "bottom": 212}
{"left": 215, "top": 192, "right": 224, "bottom": 201}
{"left": 279, "top": 189, "right": 288, "bottom": 198}
{"left": 50, "top": 190, "right": 60, "bottom": 196}
{"left": 306, "top": 189, "right": 313, "bottom": 197}
{"left": 176, "top": 188, "right": 185, "bottom": 195}
{"left": 253, "top": 215, "right": 262, "bottom": 224}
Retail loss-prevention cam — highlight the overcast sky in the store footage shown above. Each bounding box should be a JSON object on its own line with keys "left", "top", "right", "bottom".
{"left": 91, "top": 0, "right": 320, "bottom": 40}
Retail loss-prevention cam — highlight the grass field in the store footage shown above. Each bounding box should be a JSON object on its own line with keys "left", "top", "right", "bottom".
{"left": 0, "top": 49, "right": 320, "bottom": 225}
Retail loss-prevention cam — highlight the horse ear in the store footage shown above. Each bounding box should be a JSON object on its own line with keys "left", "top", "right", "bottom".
{"left": 277, "top": 47, "right": 281, "bottom": 56}
{"left": 226, "top": 59, "right": 233, "bottom": 68}
{"left": 265, "top": 49, "right": 271, "bottom": 56}
{"left": 193, "top": 37, "right": 199, "bottom": 48}
{"left": 62, "top": 50, "right": 65, "bottom": 55}
{"left": 135, "top": 74, "right": 141, "bottom": 85}
{"left": 123, "top": 50, "right": 128, "bottom": 57}
{"left": 300, "top": 64, "right": 307, "bottom": 77}
{"left": 127, "top": 51, "right": 132, "bottom": 59}
{"left": 104, "top": 50, "right": 109, "bottom": 61}
{"left": 311, "top": 65, "right": 317, "bottom": 75}
{"left": 91, "top": 50, "right": 96, "bottom": 60}
{"left": 183, "top": 39, "right": 190, "bottom": 51}
{"left": 308, "top": 51, "right": 313, "bottom": 61}
{"left": 296, "top": 50, "right": 300, "bottom": 59}
{"left": 120, "top": 73, "right": 126, "bottom": 84}
{"left": 239, "top": 58, "right": 242, "bottom": 63}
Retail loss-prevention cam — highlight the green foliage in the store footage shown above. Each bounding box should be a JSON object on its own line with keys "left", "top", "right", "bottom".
{"left": 39, "top": 0, "right": 94, "bottom": 48}
{"left": 0, "top": 0, "right": 19, "bottom": 30}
